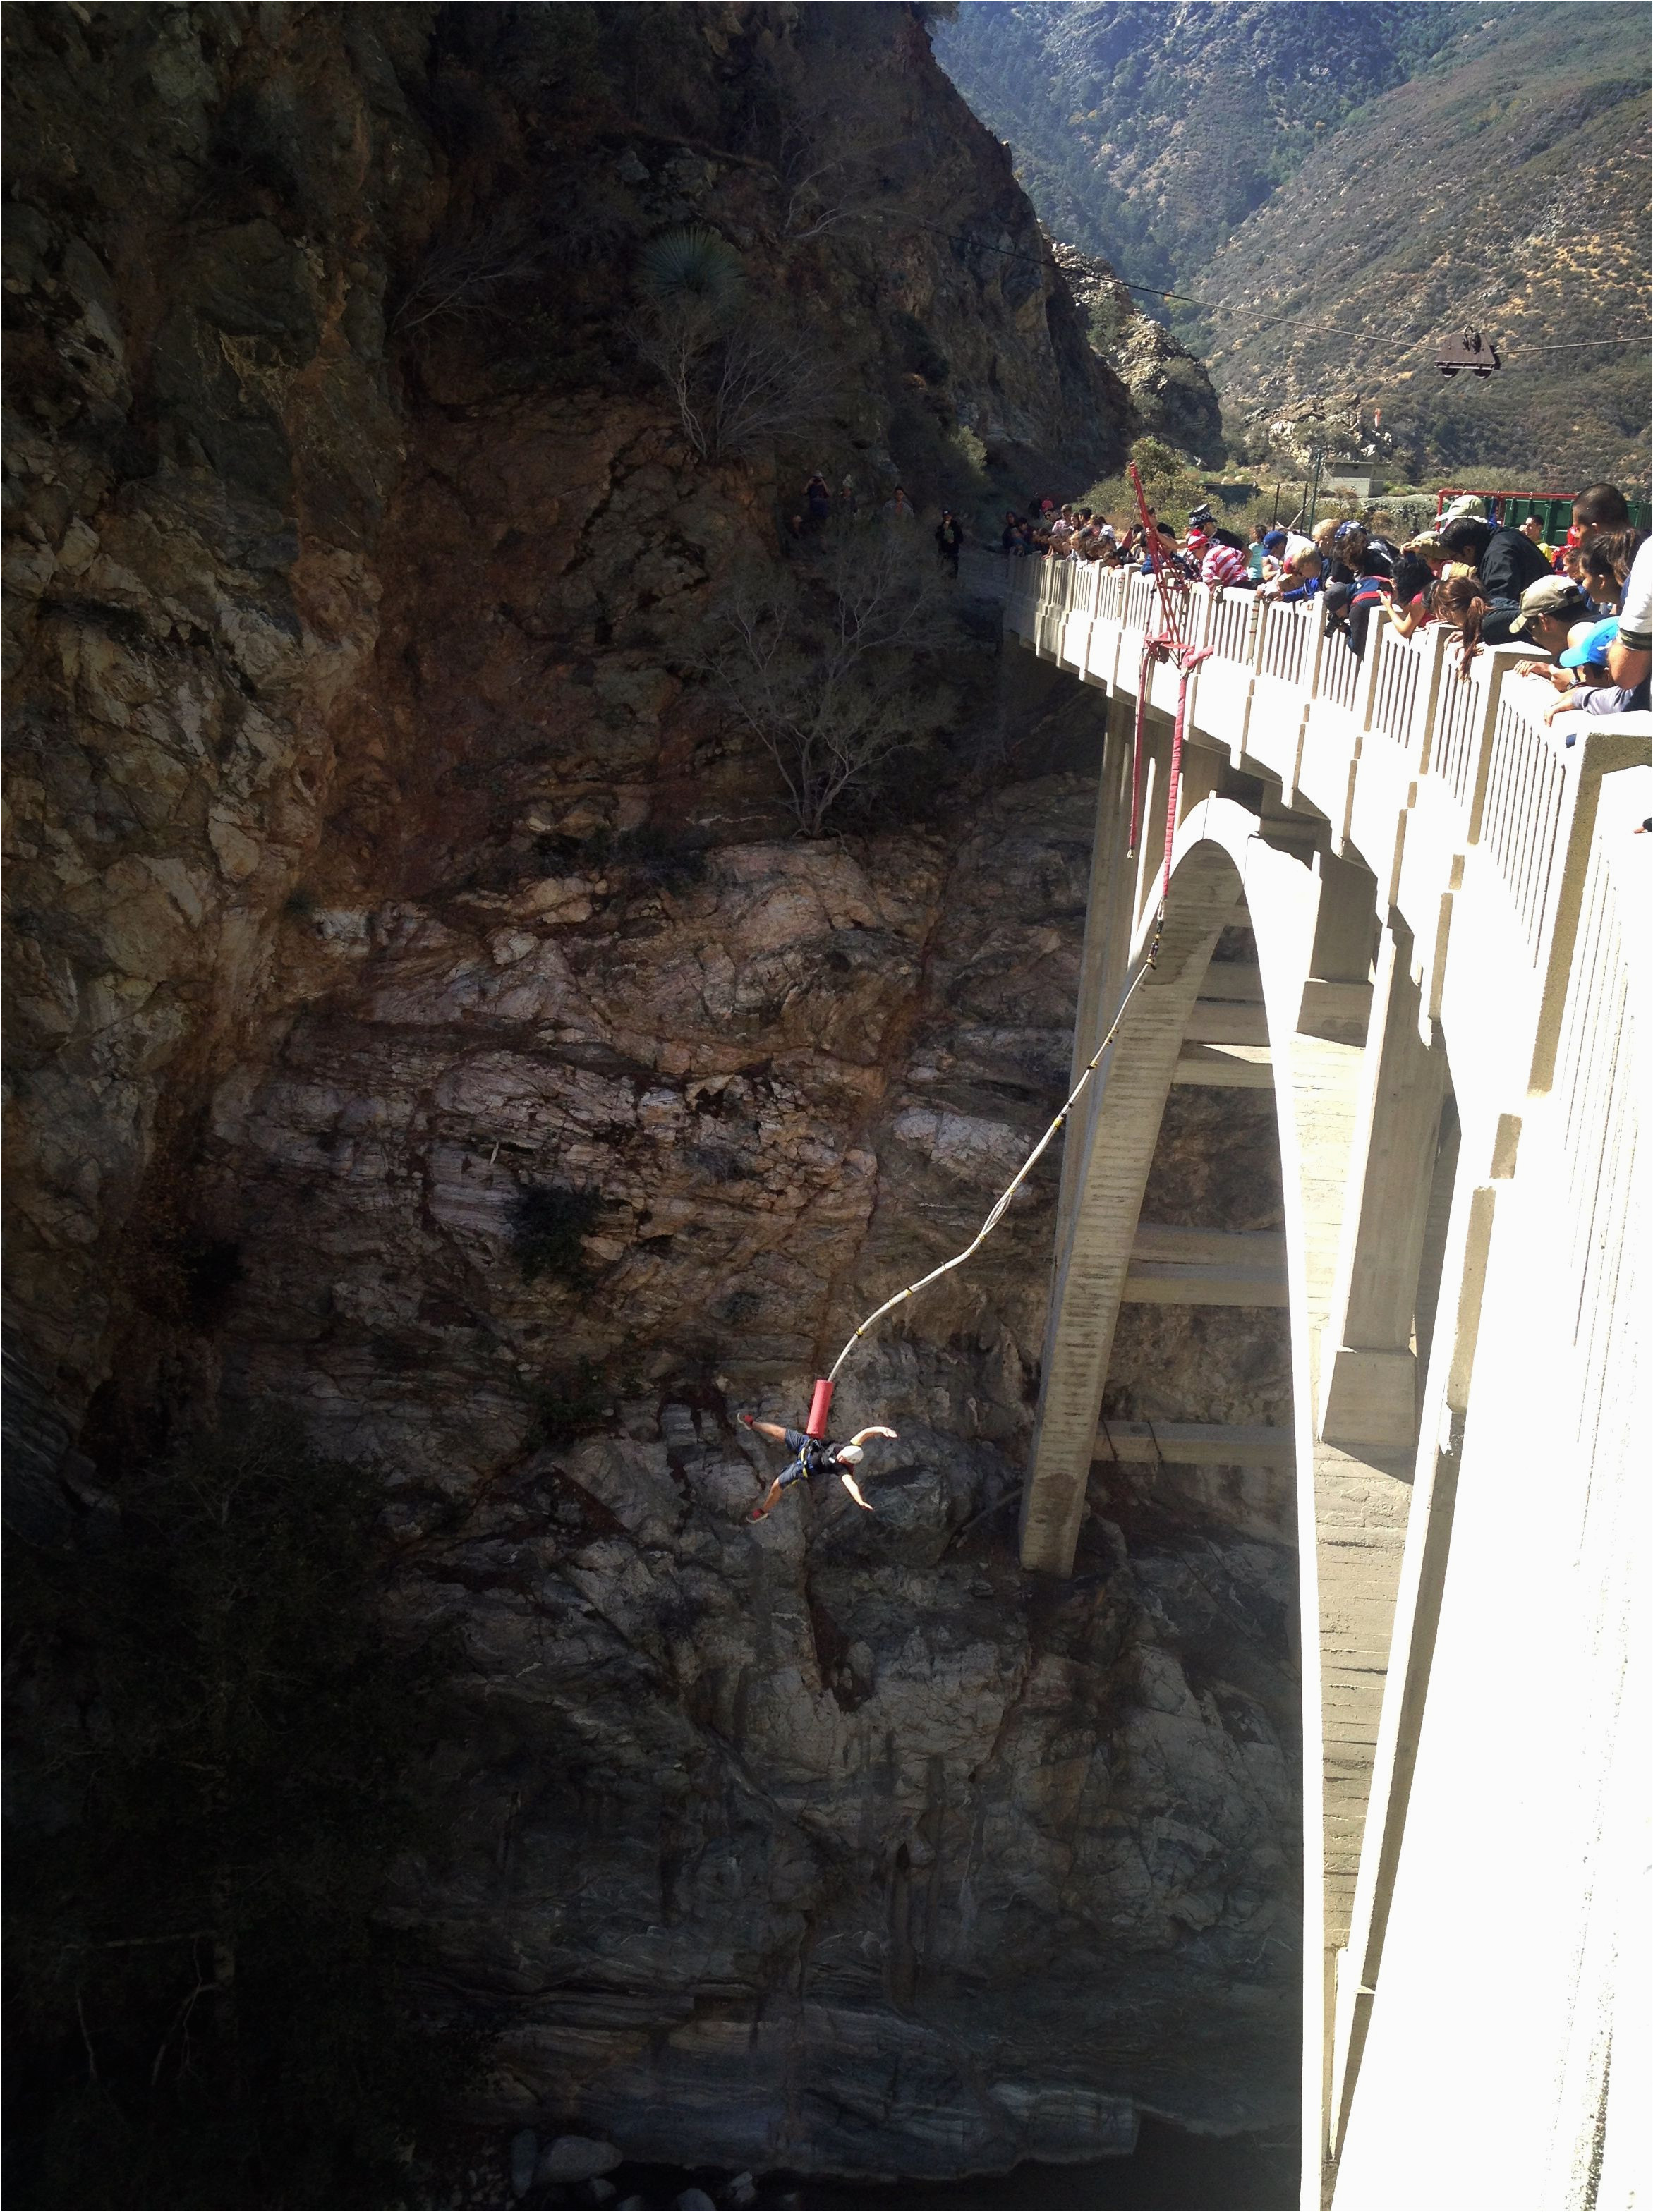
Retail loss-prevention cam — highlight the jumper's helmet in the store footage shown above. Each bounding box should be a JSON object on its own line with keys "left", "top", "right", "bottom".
{"left": 837, "top": 1444, "right": 865, "bottom": 1464}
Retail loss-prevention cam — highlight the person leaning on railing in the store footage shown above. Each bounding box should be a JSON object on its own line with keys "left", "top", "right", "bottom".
{"left": 1439, "top": 513, "right": 1552, "bottom": 612}
{"left": 1387, "top": 533, "right": 1448, "bottom": 639}
{"left": 1606, "top": 533, "right": 1653, "bottom": 703}
{"left": 1258, "top": 547, "right": 1323, "bottom": 602}
{"left": 1200, "top": 530, "right": 1252, "bottom": 590}
{"left": 1545, "top": 531, "right": 1653, "bottom": 723}
{"left": 1345, "top": 542, "right": 1397, "bottom": 659}
{"left": 1433, "top": 572, "right": 1494, "bottom": 674}
{"left": 1510, "top": 576, "right": 1597, "bottom": 688}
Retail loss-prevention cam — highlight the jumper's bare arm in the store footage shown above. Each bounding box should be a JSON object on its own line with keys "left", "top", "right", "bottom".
{"left": 848, "top": 1426, "right": 897, "bottom": 1446}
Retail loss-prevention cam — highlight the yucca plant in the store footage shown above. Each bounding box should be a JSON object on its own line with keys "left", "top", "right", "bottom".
{"left": 637, "top": 225, "right": 745, "bottom": 315}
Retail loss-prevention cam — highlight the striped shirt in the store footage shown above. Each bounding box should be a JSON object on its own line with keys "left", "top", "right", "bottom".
{"left": 1201, "top": 542, "right": 1249, "bottom": 589}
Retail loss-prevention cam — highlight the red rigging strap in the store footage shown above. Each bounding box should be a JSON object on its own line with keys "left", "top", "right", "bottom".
{"left": 1125, "top": 463, "right": 1208, "bottom": 886}
{"left": 805, "top": 1378, "right": 835, "bottom": 1440}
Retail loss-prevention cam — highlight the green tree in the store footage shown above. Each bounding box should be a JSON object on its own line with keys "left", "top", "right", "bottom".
{"left": 4, "top": 1409, "right": 476, "bottom": 2208}
{"left": 1084, "top": 435, "right": 1207, "bottom": 529}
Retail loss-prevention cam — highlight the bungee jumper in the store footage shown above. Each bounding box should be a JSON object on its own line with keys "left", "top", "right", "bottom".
{"left": 740, "top": 1408, "right": 898, "bottom": 1521}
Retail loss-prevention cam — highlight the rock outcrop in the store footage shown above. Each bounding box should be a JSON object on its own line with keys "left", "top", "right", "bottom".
{"left": 3, "top": 1, "right": 1295, "bottom": 2183}
{"left": 1052, "top": 243, "right": 1226, "bottom": 465}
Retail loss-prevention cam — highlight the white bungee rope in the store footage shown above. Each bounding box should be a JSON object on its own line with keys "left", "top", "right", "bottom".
{"left": 818, "top": 935, "right": 1161, "bottom": 1401}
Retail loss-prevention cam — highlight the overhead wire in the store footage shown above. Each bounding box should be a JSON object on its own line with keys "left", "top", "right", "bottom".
{"left": 867, "top": 208, "right": 1653, "bottom": 360}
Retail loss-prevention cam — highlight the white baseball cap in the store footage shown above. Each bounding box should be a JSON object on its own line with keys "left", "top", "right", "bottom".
{"left": 837, "top": 1444, "right": 864, "bottom": 1464}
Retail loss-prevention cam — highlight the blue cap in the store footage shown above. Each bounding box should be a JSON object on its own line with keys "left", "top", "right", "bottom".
{"left": 1263, "top": 530, "right": 1287, "bottom": 551}
{"left": 1559, "top": 617, "right": 1619, "bottom": 669}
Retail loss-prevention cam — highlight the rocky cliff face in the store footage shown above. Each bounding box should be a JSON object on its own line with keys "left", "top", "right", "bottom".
{"left": 4, "top": 2, "right": 1296, "bottom": 2185}
{"left": 1052, "top": 242, "right": 1224, "bottom": 463}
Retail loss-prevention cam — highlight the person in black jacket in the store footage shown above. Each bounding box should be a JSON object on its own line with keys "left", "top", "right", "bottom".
{"left": 1439, "top": 515, "right": 1551, "bottom": 610}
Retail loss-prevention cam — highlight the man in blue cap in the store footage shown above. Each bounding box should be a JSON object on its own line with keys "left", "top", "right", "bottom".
{"left": 1537, "top": 616, "right": 1635, "bottom": 728}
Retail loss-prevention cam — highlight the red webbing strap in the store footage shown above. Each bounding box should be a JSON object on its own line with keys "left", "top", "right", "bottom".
{"left": 1123, "top": 463, "right": 1204, "bottom": 873}
{"left": 1159, "top": 646, "right": 1213, "bottom": 904}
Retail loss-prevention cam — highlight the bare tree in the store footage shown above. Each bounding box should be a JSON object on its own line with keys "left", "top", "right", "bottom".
{"left": 698, "top": 523, "right": 961, "bottom": 836}
{"left": 636, "top": 225, "right": 835, "bottom": 461}
{"left": 774, "top": 116, "right": 895, "bottom": 243}
{"left": 637, "top": 297, "right": 832, "bottom": 461}
{"left": 393, "top": 213, "right": 543, "bottom": 334}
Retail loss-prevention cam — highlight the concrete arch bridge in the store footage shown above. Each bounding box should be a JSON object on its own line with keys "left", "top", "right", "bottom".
{"left": 1005, "top": 560, "right": 1649, "bottom": 2211}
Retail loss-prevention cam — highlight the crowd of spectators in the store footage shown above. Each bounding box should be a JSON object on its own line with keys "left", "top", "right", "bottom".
{"left": 996, "top": 478, "right": 1651, "bottom": 724}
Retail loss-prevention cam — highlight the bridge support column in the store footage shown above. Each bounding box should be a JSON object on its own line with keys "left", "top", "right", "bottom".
{"left": 1319, "top": 928, "right": 1447, "bottom": 1452}
{"left": 1056, "top": 695, "right": 1139, "bottom": 1256}
{"left": 1056, "top": 707, "right": 1230, "bottom": 1255}
{"left": 1022, "top": 806, "right": 1252, "bottom": 1577}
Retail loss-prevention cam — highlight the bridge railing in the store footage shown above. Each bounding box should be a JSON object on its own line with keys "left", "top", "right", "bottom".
{"left": 1006, "top": 559, "right": 1651, "bottom": 1119}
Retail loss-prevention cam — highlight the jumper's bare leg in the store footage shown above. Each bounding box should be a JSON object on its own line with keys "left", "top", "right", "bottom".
{"left": 748, "top": 1478, "right": 785, "bottom": 1523}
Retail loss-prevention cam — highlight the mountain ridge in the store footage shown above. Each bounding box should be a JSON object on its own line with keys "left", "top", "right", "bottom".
{"left": 936, "top": 0, "right": 1652, "bottom": 482}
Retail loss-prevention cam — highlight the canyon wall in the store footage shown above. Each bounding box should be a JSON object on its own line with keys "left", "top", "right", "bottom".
{"left": 3, "top": 2, "right": 1297, "bottom": 2182}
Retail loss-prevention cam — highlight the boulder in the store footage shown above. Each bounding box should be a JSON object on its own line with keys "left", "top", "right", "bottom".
{"left": 538, "top": 2137, "right": 624, "bottom": 2185}
{"left": 509, "top": 2129, "right": 539, "bottom": 2200}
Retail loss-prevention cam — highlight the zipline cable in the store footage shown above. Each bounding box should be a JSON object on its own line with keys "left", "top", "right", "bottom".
{"left": 868, "top": 212, "right": 1652, "bottom": 359}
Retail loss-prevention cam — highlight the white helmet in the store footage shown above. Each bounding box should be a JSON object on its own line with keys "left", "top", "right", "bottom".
{"left": 836, "top": 1444, "right": 864, "bottom": 1464}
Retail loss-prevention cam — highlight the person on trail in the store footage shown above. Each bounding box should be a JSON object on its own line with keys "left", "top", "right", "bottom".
{"left": 739, "top": 1414, "right": 898, "bottom": 1521}
{"left": 935, "top": 509, "right": 964, "bottom": 576}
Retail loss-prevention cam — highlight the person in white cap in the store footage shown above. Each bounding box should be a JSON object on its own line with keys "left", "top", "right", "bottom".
{"left": 739, "top": 1414, "right": 899, "bottom": 1521}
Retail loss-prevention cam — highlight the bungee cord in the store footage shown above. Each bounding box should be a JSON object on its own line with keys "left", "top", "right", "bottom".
{"left": 823, "top": 932, "right": 1161, "bottom": 1388}
{"left": 814, "top": 461, "right": 1195, "bottom": 1418}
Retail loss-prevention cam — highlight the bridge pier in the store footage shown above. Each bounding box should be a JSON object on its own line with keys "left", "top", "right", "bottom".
{"left": 1319, "top": 927, "right": 1447, "bottom": 1454}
